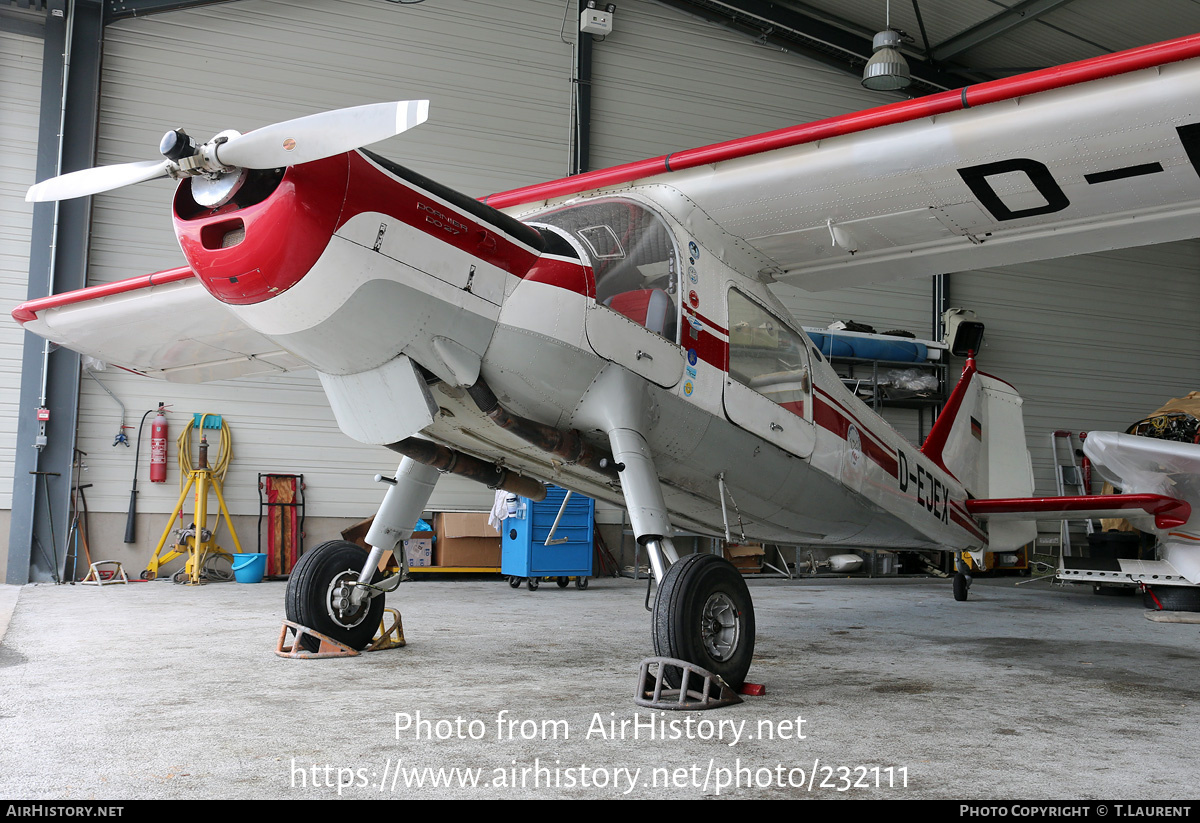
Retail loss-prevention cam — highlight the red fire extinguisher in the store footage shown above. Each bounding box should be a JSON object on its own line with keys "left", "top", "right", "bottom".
{"left": 150, "top": 403, "right": 168, "bottom": 484}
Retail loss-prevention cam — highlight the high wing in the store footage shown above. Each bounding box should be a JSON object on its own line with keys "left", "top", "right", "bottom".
{"left": 488, "top": 35, "right": 1200, "bottom": 292}
{"left": 15, "top": 268, "right": 307, "bottom": 382}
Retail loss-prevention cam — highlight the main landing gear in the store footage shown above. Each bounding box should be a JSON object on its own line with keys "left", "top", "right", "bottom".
{"left": 952, "top": 556, "right": 972, "bottom": 601}
{"left": 652, "top": 553, "right": 755, "bottom": 689}
{"left": 285, "top": 540, "right": 384, "bottom": 651}
{"left": 286, "top": 457, "right": 439, "bottom": 652}
{"left": 577, "top": 367, "right": 757, "bottom": 689}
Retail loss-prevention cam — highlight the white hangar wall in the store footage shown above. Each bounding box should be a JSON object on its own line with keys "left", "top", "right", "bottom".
{"left": 5, "top": 0, "right": 1197, "bottom": 565}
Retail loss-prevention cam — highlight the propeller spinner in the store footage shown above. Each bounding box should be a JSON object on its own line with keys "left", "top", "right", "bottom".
{"left": 25, "top": 100, "right": 430, "bottom": 203}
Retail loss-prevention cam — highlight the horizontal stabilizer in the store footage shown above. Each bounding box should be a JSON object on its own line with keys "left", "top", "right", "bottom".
{"left": 965, "top": 494, "right": 1192, "bottom": 531}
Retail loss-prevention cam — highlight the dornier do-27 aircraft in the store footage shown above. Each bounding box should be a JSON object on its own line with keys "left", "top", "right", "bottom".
{"left": 16, "top": 33, "right": 1200, "bottom": 689}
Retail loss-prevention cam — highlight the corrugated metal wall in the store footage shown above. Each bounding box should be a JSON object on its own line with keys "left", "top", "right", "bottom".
{"left": 0, "top": 27, "right": 44, "bottom": 512}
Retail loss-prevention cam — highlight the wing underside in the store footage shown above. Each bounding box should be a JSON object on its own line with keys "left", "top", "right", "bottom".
{"left": 16, "top": 269, "right": 308, "bottom": 383}
{"left": 667, "top": 60, "right": 1200, "bottom": 290}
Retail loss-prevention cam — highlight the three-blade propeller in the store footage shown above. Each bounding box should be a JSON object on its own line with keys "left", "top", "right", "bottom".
{"left": 26, "top": 100, "right": 429, "bottom": 203}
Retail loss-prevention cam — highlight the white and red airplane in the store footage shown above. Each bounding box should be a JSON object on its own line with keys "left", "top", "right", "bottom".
{"left": 14, "top": 34, "right": 1200, "bottom": 688}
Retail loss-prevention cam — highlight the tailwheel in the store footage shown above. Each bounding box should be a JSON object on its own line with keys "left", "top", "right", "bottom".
{"left": 285, "top": 540, "right": 385, "bottom": 652}
{"left": 652, "top": 553, "right": 755, "bottom": 689}
{"left": 953, "top": 571, "right": 970, "bottom": 601}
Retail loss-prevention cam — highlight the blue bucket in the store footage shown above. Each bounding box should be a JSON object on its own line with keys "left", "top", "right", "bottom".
{"left": 231, "top": 553, "right": 267, "bottom": 584}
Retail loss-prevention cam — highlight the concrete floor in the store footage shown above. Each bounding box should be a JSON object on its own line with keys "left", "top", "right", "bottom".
{"left": 1, "top": 571, "right": 1197, "bottom": 800}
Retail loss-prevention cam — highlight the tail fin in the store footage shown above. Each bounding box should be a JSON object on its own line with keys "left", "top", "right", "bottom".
{"left": 923, "top": 357, "right": 1035, "bottom": 550}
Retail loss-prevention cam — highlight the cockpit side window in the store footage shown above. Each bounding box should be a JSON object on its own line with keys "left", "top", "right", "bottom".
{"left": 537, "top": 200, "right": 678, "bottom": 342}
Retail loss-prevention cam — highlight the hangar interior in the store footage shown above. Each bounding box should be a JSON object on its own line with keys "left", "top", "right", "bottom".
{"left": 3, "top": 0, "right": 1198, "bottom": 585}
{"left": 4, "top": 0, "right": 1200, "bottom": 802}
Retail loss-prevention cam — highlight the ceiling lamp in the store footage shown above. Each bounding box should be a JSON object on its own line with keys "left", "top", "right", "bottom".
{"left": 862, "top": 1, "right": 911, "bottom": 91}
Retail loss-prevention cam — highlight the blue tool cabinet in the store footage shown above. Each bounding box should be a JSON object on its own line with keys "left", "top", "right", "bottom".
{"left": 501, "top": 485, "right": 595, "bottom": 590}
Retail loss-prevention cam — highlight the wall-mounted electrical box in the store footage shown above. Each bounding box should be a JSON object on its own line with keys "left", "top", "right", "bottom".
{"left": 581, "top": 2, "right": 615, "bottom": 36}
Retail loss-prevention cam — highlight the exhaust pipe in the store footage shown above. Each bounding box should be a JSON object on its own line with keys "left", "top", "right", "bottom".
{"left": 385, "top": 437, "right": 547, "bottom": 502}
{"left": 466, "top": 380, "right": 620, "bottom": 480}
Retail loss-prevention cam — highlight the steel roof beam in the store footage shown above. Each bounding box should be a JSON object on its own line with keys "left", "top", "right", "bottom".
{"left": 660, "top": 0, "right": 972, "bottom": 91}
{"left": 931, "top": 0, "right": 1078, "bottom": 61}
{"left": 104, "top": 0, "right": 240, "bottom": 24}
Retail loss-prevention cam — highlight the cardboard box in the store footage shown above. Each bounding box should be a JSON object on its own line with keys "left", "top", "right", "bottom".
{"left": 343, "top": 518, "right": 435, "bottom": 570}
{"left": 435, "top": 512, "right": 501, "bottom": 567}
{"left": 403, "top": 533, "right": 435, "bottom": 568}
{"left": 723, "top": 542, "right": 765, "bottom": 574}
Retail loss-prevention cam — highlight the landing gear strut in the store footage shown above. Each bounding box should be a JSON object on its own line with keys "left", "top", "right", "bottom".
{"left": 578, "top": 367, "right": 758, "bottom": 687}
{"left": 286, "top": 456, "right": 439, "bottom": 652}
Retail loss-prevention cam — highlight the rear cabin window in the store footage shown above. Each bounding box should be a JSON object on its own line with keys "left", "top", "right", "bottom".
{"left": 727, "top": 289, "right": 810, "bottom": 418}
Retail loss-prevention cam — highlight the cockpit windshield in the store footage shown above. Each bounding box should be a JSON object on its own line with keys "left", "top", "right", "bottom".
{"left": 535, "top": 199, "right": 679, "bottom": 342}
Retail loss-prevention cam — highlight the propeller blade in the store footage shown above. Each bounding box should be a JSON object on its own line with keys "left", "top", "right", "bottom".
{"left": 26, "top": 159, "right": 173, "bottom": 203}
{"left": 215, "top": 100, "right": 430, "bottom": 169}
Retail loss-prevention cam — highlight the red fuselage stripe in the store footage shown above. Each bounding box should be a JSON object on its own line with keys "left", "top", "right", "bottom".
{"left": 812, "top": 392, "right": 897, "bottom": 479}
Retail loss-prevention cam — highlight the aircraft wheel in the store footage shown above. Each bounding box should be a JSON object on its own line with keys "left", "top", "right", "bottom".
{"left": 576, "top": 576, "right": 589, "bottom": 590}
{"left": 952, "top": 572, "right": 969, "bottom": 602}
{"left": 557, "top": 577, "right": 569, "bottom": 588}
{"left": 527, "top": 577, "right": 540, "bottom": 591}
{"left": 1142, "top": 585, "right": 1200, "bottom": 611}
{"left": 652, "top": 554, "right": 755, "bottom": 689}
{"left": 285, "top": 540, "right": 384, "bottom": 652}
{"left": 508, "top": 576, "right": 521, "bottom": 589}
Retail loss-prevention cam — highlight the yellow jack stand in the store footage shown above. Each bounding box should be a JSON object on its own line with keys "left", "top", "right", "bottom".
{"left": 144, "top": 429, "right": 243, "bottom": 584}
{"left": 276, "top": 609, "right": 405, "bottom": 659}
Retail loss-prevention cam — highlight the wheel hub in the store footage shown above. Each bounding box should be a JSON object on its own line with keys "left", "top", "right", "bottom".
{"left": 326, "top": 570, "right": 369, "bottom": 629}
{"left": 700, "top": 592, "right": 741, "bottom": 662}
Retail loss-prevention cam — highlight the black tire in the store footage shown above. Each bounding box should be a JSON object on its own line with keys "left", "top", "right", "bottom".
{"left": 652, "top": 554, "right": 755, "bottom": 689}
{"left": 953, "top": 572, "right": 969, "bottom": 602}
{"left": 556, "top": 577, "right": 569, "bottom": 588}
{"left": 1142, "top": 585, "right": 1200, "bottom": 611}
{"left": 576, "top": 576, "right": 589, "bottom": 590}
{"left": 508, "top": 576, "right": 521, "bottom": 589}
{"left": 528, "top": 577, "right": 540, "bottom": 591}
{"left": 285, "top": 541, "right": 384, "bottom": 652}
